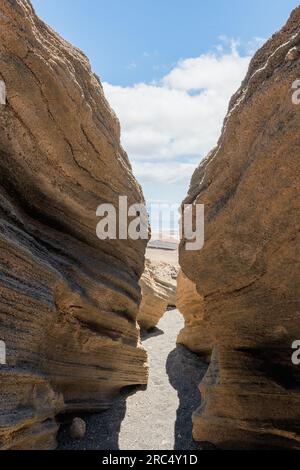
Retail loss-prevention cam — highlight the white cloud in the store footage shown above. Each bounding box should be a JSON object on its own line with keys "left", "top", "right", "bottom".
{"left": 103, "top": 40, "right": 254, "bottom": 203}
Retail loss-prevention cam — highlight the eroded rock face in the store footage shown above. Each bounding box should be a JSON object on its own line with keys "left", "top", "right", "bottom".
{"left": 179, "top": 7, "right": 300, "bottom": 449}
{"left": 69, "top": 417, "right": 86, "bottom": 440}
{"left": 0, "top": 0, "right": 148, "bottom": 449}
{"left": 138, "top": 260, "right": 178, "bottom": 330}
{"left": 176, "top": 270, "right": 212, "bottom": 359}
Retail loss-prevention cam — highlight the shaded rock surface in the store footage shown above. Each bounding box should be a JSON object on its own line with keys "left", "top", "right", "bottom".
{"left": 179, "top": 7, "right": 300, "bottom": 449}
{"left": 0, "top": 0, "right": 147, "bottom": 449}
{"left": 138, "top": 259, "right": 178, "bottom": 330}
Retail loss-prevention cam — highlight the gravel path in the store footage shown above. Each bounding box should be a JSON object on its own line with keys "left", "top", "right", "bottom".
{"left": 58, "top": 309, "right": 208, "bottom": 450}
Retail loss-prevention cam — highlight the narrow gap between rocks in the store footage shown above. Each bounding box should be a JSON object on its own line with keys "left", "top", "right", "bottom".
{"left": 57, "top": 309, "right": 208, "bottom": 450}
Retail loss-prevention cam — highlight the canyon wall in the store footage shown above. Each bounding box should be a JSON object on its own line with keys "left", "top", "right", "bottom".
{"left": 179, "top": 7, "right": 300, "bottom": 449}
{"left": 176, "top": 270, "right": 212, "bottom": 359}
{"left": 0, "top": 0, "right": 148, "bottom": 449}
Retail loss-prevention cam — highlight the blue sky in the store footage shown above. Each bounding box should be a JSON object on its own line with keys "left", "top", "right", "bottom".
{"left": 32, "top": 0, "right": 298, "bottom": 86}
{"left": 32, "top": 0, "right": 299, "bottom": 209}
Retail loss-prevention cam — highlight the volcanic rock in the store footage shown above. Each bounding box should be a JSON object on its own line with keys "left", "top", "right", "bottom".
{"left": 176, "top": 270, "right": 212, "bottom": 359}
{"left": 286, "top": 46, "right": 300, "bottom": 62}
{"left": 179, "top": 7, "right": 300, "bottom": 449}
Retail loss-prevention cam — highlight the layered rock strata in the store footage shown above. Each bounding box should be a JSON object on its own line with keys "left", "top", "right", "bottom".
{"left": 0, "top": 0, "right": 148, "bottom": 449}
{"left": 176, "top": 270, "right": 212, "bottom": 359}
{"left": 179, "top": 7, "right": 300, "bottom": 449}
{"left": 138, "top": 260, "right": 177, "bottom": 330}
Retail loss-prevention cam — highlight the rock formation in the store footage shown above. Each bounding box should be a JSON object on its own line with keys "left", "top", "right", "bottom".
{"left": 138, "top": 260, "right": 177, "bottom": 330}
{"left": 179, "top": 7, "right": 300, "bottom": 449}
{"left": 0, "top": 0, "right": 148, "bottom": 449}
{"left": 176, "top": 270, "right": 212, "bottom": 359}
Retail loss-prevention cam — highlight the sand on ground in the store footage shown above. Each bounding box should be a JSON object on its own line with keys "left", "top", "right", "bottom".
{"left": 58, "top": 309, "right": 208, "bottom": 450}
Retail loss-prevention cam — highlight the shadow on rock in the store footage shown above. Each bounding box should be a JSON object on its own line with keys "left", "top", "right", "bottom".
{"left": 141, "top": 326, "right": 164, "bottom": 340}
{"left": 57, "top": 385, "right": 142, "bottom": 450}
{"left": 166, "top": 345, "right": 208, "bottom": 450}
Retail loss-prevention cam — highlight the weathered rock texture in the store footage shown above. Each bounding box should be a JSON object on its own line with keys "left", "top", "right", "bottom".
{"left": 138, "top": 260, "right": 177, "bottom": 330}
{"left": 0, "top": 0, "right": 148, "bottom": 449}
{"left": 176, "top": 270, "right": 212, "bottom": 359}
{"left": 179, "top": 7, "right": 300, "bottom": 449}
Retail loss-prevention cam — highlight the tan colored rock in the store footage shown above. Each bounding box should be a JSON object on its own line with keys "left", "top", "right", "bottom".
{"left": 138, "top": 260, "right": 178, "bottom": 330}
{"left": 179, "top": 7, "right": 300, "bottom": 449}
{"left": 153, "top": 261, "right": 178, "bottom": 308}
{"left": 70, "top": 418, "right": 86, "bottom": 440}
{"left": 0, "top": 0, "right": 148, "bottom": 449}
{"left": 176, "top": 270, "right": 212, "bottom": 359}
{"left": 286, "top": 46, "right": 300, "bottom": 61}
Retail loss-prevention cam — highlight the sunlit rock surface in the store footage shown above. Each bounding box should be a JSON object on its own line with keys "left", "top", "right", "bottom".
{"left": 138, "top": 260, "right": 178, "bottom": 330}
{"left": 0, "top": 0, "right": 148, "bottom": 449}
{"left": 179, "top": 7, "right": 300, "bottom": 449}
